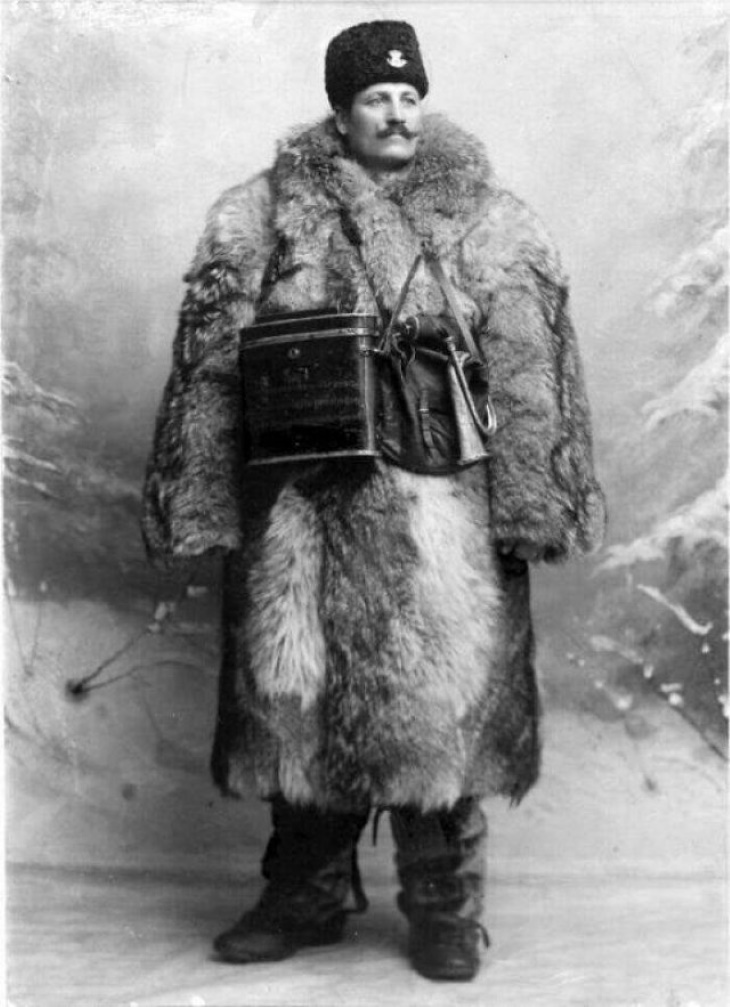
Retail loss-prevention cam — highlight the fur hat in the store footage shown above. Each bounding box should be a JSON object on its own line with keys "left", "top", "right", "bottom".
{"left": 325, "top": 21, "right": 429, "bottom": 109}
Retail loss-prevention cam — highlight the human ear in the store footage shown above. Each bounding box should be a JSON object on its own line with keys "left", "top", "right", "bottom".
{"left": 334, "top": 107, "right": 349, "bottom": 137}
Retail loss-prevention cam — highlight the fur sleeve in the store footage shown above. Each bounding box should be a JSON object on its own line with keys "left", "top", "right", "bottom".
{"left": 463, "top": 190, "right": 606, "bottom": 561}
{"left": 142, "top": 172, "right": 276, "bottom": 560}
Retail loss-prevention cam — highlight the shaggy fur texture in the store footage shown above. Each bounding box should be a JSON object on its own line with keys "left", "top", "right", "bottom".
{"left": 144, "top": 113, "right": 605, "bottom": 811}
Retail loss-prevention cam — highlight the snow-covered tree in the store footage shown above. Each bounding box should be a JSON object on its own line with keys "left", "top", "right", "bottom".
{"left": 596, "top": 20, "right": 727, "bottom": 745}
{"left": 601, "top": 19, "right": 727, "bottom": 576}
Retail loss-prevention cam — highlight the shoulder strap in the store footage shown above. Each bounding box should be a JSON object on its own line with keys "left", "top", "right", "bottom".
{"left": 380, "top": 253, "right": 422, "bottom": 351}
{"left": 339, "top": 206, "right": 424, "bottom": 352}
{"left": 338, "top": 204, "right": 484, "bottom": 361}
{"left": 423, "top": 251, "right": 482, "bottom": 361}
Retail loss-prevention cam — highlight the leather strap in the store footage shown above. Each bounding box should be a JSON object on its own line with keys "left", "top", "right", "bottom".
{"left": 338, "top": 206, "right": 495, "bottom": 436}
{"left": 422, "top": 251, "right": 482, "bottom": 361}
{"left": 379, "top": 252, "right": 423, "bottom": 352}
{"left": 374, "top": 245, "right": 486, "bottom": 369}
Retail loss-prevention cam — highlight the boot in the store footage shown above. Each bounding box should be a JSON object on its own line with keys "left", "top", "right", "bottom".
{"left": 214, "top": 795, "right": 369, "bottom": 964}
{"left": 390, "top": 797, "right": 489, "bottom": 981}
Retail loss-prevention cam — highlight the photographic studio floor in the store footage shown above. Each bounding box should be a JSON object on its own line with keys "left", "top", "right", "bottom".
{"left": 5, "top": 597, "right": 727, "bottom": 1007}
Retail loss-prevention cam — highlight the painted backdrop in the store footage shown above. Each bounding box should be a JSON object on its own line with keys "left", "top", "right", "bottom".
{"left": 3, "top": 0, "right": 727, "bottom": 870}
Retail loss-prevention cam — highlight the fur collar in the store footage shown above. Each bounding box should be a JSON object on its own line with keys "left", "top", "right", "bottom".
{"left": 271, "top": 113, "right": 496, "bottom": 252}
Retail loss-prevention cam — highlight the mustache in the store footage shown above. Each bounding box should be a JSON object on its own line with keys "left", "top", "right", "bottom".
{"left": 376, "top": 124, "right": 419, "bottom": 140}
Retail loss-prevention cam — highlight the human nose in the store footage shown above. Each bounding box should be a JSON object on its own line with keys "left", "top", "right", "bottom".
{"left": 385, "top": 100, "right": 405, "bottom": 123}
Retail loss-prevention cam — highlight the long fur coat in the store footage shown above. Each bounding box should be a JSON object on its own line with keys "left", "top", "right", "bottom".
{"left": 143, "top": 113, "right": 606, "bottom": 813}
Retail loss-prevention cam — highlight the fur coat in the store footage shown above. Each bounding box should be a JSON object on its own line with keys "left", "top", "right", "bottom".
{"left": 143, "top": 113, "right": 606, "bottom": 813}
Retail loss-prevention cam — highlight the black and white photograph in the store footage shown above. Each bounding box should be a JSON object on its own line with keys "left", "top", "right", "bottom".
{"left": 3, "top": 1, "right": 727, "bottom": 1005}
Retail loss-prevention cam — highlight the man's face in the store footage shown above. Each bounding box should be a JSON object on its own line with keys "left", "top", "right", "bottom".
{"left": 335, "top": 82, "right": 423, "bottom": 173}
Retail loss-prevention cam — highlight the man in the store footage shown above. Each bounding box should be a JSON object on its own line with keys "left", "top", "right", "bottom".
{"left": 143, "top": 20, "right": 605, "bottom": 982}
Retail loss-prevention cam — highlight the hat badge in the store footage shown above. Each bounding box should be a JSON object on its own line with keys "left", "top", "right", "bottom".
{"left": 386, "top": 49, "right": 407, "bottom": 68}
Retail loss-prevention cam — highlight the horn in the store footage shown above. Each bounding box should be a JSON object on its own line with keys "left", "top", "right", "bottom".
{"left": 446, "top": 362, "right": 490, "bottom": 466}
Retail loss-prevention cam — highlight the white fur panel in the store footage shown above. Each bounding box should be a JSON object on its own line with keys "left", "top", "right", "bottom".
{"left": 392, "top": 467, "right": 502, "bottom": 719}
{"left": 381, "top": 767, "right": 464, "bottom": 813}
{"left": 245, "top": 482, "right": 326, "bottom": 709}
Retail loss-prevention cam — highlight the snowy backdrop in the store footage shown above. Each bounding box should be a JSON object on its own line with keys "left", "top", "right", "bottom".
{"left": 3, "top": 2, "right": 727, "bottom": 1005}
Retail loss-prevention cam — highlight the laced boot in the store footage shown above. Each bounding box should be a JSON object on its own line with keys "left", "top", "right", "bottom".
{"left": 390, "top": 797, "right": 489, "bottom": 981}
{"left": 214, "top": 796, "right": 369, "bottom": 964}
